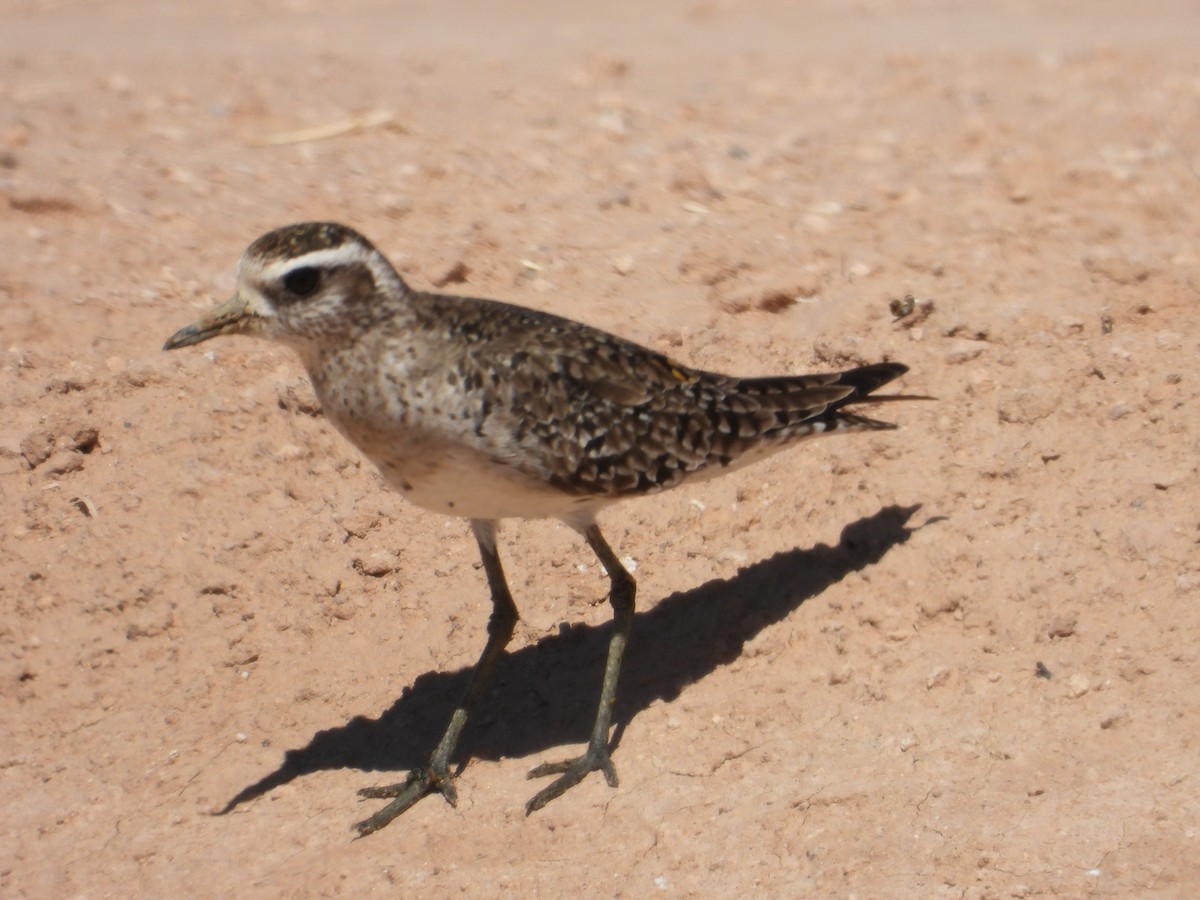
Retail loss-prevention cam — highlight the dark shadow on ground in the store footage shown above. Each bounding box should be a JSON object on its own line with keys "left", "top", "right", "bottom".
{"left": 220, "top": 503, "right": 922, "bottom": 814}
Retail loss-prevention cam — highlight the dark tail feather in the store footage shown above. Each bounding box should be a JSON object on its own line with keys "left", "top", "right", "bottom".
{"left": 827, "top": 362, "right": 908, "bottom": 409}
{"left": 730, "top": 361, "right": 916, "bottom": 436}
{"left": 819, "top": 362, "right": 915, "bottom": 432}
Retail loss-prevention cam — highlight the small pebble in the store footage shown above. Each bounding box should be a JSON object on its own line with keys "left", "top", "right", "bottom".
{"left": 1047, "top": 615, "right": 1077, "bottom": 639}
{"left": 611, "top": 255, "right": 635, "bottom": 276}
{"left": 926, "top": 666, "right": 951, "bottom": 689}
{"left": 1067, "top": 674, "right": 1090, "bottom": 698}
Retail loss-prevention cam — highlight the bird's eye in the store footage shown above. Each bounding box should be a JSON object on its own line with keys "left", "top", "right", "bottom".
{"left": 283, "top": 266, "right": 320, "bottom": 297}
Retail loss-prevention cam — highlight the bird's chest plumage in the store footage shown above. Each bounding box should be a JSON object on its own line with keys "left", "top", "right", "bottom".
{"left": 303, "top": 344, "right": 577, "bottom": 520}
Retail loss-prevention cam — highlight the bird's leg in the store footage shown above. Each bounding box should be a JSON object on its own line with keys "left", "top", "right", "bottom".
{"left": 525, "top": 522, "right": 636, "bottom": 814}
{"left": 356, "top": 519, "right": 517, "bottom": 835}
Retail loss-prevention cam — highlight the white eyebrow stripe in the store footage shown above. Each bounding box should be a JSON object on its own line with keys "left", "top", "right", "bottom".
{"left": 260, "top": 244, "right": 372, "bottom": 280}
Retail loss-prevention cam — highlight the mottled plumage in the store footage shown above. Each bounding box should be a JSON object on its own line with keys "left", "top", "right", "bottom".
{"left": 164, "top": 221, "right": 910, "bottom": 835}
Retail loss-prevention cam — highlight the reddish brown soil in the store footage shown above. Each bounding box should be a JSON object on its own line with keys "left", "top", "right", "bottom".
{"left": 3, "top": 1, "right": 1199, "bottom": 896}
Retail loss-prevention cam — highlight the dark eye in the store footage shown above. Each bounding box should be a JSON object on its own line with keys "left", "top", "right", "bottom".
{"left": 283, "top": 266, "right": 320, "bottom": 297}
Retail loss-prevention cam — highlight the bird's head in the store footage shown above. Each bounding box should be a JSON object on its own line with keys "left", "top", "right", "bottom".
{"left": 163, "top": 222, "right": 407, "bottom": 353}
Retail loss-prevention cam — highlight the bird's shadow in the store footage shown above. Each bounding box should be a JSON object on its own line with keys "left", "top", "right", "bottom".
{"left": 219, "top": 504, "right": 922, "bottom": 813}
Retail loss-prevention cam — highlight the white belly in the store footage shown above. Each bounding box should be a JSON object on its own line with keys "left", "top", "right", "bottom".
{"left": 353, "top": 430, "right": 589, "bottom": 521}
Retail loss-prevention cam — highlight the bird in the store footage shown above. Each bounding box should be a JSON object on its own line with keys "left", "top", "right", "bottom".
{"left": 164, "top": 221, "right": 911, "bottom": 835}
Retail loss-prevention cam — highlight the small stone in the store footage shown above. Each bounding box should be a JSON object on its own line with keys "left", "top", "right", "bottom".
{"left": 1047, "top": 615, "right": 1076, "bottom": 639}
{"left": 1067, "top": 674, "right": 1090, "bottom": 698}
{"left": 926, "top": 666, "right": 951, "bottom": 689}
{"left": 610, "top": 255, "right": 635, "bottom": 276}
{"left": 354, "top": 550, "right": 401, "bottom": 577}
{"left": 336, "top": 510, "right": 380, "bottom": 539}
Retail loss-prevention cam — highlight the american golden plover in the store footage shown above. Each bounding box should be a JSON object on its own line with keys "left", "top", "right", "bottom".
{"left": 164, "top": 222, "right": 911, "bottom": 835}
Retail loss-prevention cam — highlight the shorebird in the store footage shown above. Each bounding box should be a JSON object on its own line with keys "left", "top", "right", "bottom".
{"left": 164, "top": 222, "right": 910, "bottom": 834}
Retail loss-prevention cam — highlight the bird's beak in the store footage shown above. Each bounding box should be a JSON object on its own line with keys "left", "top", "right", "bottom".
{"left": 163, "top": 293, "right": 256, "bottom": 350}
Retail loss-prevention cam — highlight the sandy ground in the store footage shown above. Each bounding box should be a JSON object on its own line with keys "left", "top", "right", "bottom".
{"left": 3, "top": 0, "right": 1200, "bottom": 896}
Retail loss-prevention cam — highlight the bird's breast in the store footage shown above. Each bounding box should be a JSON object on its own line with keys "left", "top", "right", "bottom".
{"left": 305, "top": 353, "right": 586, "bottom": 520}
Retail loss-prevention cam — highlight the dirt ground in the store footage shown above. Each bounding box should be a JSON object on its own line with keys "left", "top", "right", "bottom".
{"left": 3, "top": 1, "right": 1199, "bottom": 896}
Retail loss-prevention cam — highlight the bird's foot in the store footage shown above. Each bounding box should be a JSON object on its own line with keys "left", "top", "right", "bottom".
{"left": 524, "top": 742, "right": 618, "bottom": 815}
{"left": 355, "top": 764, "right": 457, "bottom": 836}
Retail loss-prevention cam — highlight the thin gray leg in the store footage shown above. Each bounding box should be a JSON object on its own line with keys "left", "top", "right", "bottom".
{"left": 525, "top": 521, "right": 636, "bottom": 814}
{"left": 356, "top": 519, "right": 518, "bottom": 835}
